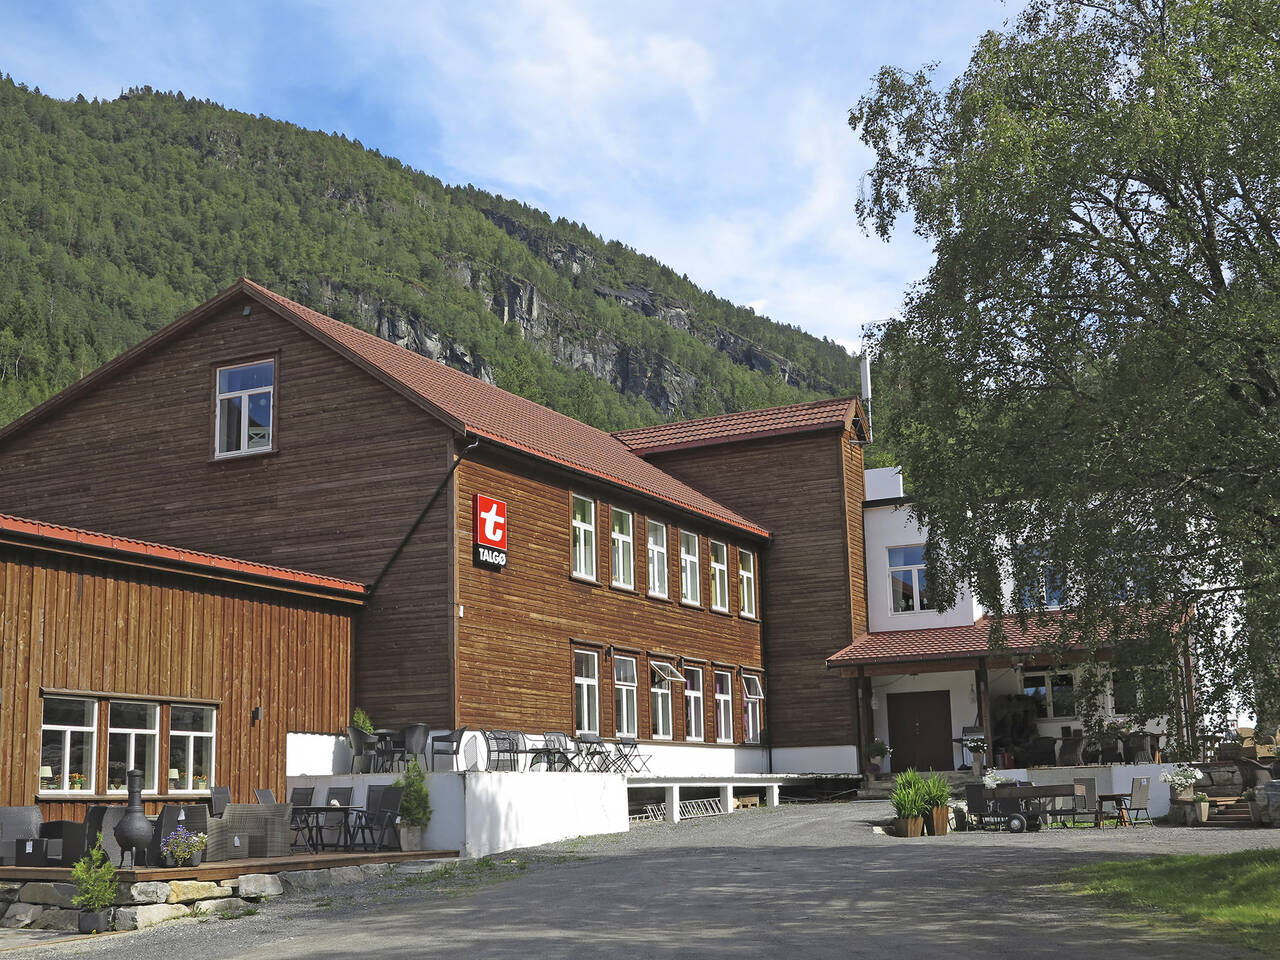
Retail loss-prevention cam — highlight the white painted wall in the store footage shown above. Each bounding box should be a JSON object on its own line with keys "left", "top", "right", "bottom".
{"left": 288, "top": 770, "right": 629, "bottom": 858}
{"left": 864, "top": 467, "right": 904, "bottom": 501}
{"left": 771, "top": 744, "right": 859, "bottom": 775}
{"left": 642, "top": 742, "right": 769, "bottom": 776}
{"left": 863, "top": 504, "right": 983, "bottom": 633}
{"left": 870, "top": 670, "right": 979, "bottom": 772}
{"left": 287, "top": 733, "right": 346, "bottom": 776}
{"left": 990, "top": 764, "right": 1176, "bottom": 819}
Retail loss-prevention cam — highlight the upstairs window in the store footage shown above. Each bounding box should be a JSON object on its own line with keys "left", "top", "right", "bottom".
{"left": 889, "top": 545, "right": 933, "bottom": 613}
{"left": 739, "top": 549, "right": 757, "bottom": 618}
{"left": 1014, "top": 544, "right": 1066, "bottom": 609}
{"left": 680, "top": 531, "right": 701, "bottom": 606}
{"left": 571, "top": 495, "right": 597, "bottom": 581}
{"left": 215, "top": 360, "right": 274, "bottom": 457}
{"left": 647, "top": 521, "right": 668, "bottom": 598}
{"left": 611, "top": 508, "right": 634, "bottom": 589}
{"left": 709, "top": 541, "right": 729, "bottom": 612}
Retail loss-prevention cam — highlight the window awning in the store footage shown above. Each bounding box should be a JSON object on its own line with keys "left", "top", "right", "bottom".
{"left": 651, "top": 661, "right": 685, "bottom": 683}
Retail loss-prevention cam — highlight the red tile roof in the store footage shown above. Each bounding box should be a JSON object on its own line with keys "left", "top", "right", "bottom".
{"left": 825, "top": 613, "right": 1082, "bottom": 667}
{"left": 239, "top": 280, "right": 769, "bottom": 538}
{"left": 613, "top": 396, "right": 864, "bottom": 455}
{"left": 0, "top": 513, "right": 367, "bottom": 598}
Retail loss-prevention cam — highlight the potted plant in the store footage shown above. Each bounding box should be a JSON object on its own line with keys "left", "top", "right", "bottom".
{"left": 1245, "top": 788, "right": 1266, "bottom": 824}
{"left": 70, "top": 772, "right": 87, "bottom": 790}
{"left": 194, "top": 775, "right": 209, "bottom": 790}
{"left": 1193, "top": 793, "right": 1210, "bottom": 826}
{"left": 889, "top": 769, "right": 926, "bottom": 837}
{"left": 160, "top": 825, "right": 207, "bottom": 867}
{"left": 1159, "top": 763, "right": 1202, "bottom": 802}
{"left": 866, "top": 739, "right": 891, "bottom": 778}
{"left": 394, "top": 759, "right": 432, "bottom": 851}
{"left": 961, "top": 735, "right": 988, "bottom": 774}
{"left": 353, "top": 707, "right": 376, "bottom": 734}
{"left": 70, "top": 834, "right": 117, "bottom": 934}
{"left": 921, "top": 773, "right": 952, "bottom": 836}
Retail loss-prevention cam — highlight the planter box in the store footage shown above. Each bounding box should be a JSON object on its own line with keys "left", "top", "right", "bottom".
{"left": 78, "top": 909, "right": 113, "bottom": 934}
{"left": 399, "top": 825, "right": 429, "bottom": 852}
{"left": 893, "top": 817, "right": 924, "bottom": 838}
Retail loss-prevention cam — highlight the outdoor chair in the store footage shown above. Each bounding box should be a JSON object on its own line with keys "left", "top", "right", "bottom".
{"left": 484, "top": 729, "right": 518, "bottom": 771}
{"left": 375, "top": 730, "right": 407, "bottom": 773}
{"left": 1057, "top": 736, "right": 1083, "bottom": 766}
{"left": 205, "top": 803, "right": 292, "bottom": 861}
{"left": 430, "top": 727, "right": 468, "bottom": 772}
{"left": 254, "top": 788, "right": 277, "bottom": 804}
{"left": 1123, "top": 733, "right": 1154, "bottom": 764}
{"left": 355, "top": 786, "right": 404, "bottom": 852}
{"left": 210, "top": 785, "right": 232, "bottom": 818}
{"left": 539, "top": 732, "right": 578, "bottom": 771}
{"left": 1042, "top": 782, "right": 1087, "bottom": 828}
{"left": 288, "top": 787, "right": 316, "bottom": 851}
{"left": 148, "top": 804, "right": 208, "bottom": 865}
{"left": 614, "top": 738, "right": 650, "bottom": 774}
{"left": 1116, "top": 776, "right": 1153, "bottom": 826}
{"left": 1026, "top": 736, "right": 1058, "bottom": 767}
{"left": 317, "top": 786, "right": 354, "bottom": 851}
{"left": 0, "top": 806, "right": 82, "bottom": 866}
{"left": 403, "top": 723, "right": 431, "bottom": 771}
{"left": 347, "top": 726, "right": 380, "bottom": 773}
{"left": 576, "top": 733, "right": 612, "bottom": 771}
{"left": 1071, "top": 777, "right": 1103, "bottom": 827}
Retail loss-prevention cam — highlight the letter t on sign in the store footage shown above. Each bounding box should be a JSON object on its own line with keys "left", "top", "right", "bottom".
{"left": 473, "top": 493, "right": 509, "bottom": 569}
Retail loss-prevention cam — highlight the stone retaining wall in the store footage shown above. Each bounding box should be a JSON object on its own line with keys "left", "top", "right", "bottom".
{"left": 0, "top": 859, "right": 455, "bottom": 933}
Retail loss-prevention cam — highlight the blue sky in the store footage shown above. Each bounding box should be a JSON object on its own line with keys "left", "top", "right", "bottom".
{"left": 1, "top": 0, "right": 1012, "bottom": 352}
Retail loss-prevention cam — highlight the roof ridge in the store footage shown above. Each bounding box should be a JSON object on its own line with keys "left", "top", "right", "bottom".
{"left": 613, "top": 394, "right": 857, "bottom": 439}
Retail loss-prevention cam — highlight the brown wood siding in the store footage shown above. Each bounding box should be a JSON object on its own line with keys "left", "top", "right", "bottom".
{"left": 452, "top": 449, "right": 763, "bottom": 743}
{"left": 645, "top": 430, "right": 864, "bottom": 749}
{"left": 0, "top": 542, "right": 354, "bottom": 820}
{"left": 0, "top": 294, "right": 456, "bottom": 731}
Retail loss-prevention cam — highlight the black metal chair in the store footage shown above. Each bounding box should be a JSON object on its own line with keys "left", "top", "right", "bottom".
{"left": 209, "top": 785, "right": 232, "bottom": 818}
{"left": 575, "top": 733, "right": 611, "bottom": 771}
{"left": 288, "top": 787, "right": 315, "bottom": 851}
{"left": 484, "top": 730, "right": 518, "bottom": 771}
{"left": 403, "top": 724, "right": 431, "bottom": 771}
{"left": 1057, "top": 736, "right": 1083, "bottom": 766}
{"left": 375, "top": 730, "right": 407, "bottom": 773}
{"left": 614, "top": 738, "right": 650, "bottom": 774}
{"left": 1026, "top": 736, "right": 1058, "bottom": 767}
{"left": 430, "top": 727, "right": 468, "bottom": 772}
{"left": 254, "top": 788, "right": 277, "bottom": 804}
{"left": 355, "top": 786, "right": 404, "bottom": 852}
{"left": 317, "top": 786, "right": 354, "bottom": 851}
{"left": 539, "top": 732, "right": 578, "bottom": 771}
{"left": 347, "top": 726, "right": 380, "bottom": 773}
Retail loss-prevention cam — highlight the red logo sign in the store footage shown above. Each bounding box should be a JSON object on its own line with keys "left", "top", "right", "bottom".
{"left": 474, "top": 494, "right": 508, "bottom": 550}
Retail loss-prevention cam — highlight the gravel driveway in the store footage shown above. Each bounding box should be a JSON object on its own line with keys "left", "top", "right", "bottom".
{"left": 7, "top": 801, "right": 1279, "bottom": 960}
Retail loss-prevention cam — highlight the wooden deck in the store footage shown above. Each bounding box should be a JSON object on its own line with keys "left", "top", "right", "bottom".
{"left": 0, "top": 848, "right": 458, "bottom": 884}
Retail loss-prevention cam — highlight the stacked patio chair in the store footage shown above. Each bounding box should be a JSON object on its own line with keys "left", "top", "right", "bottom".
{"left": 354, "top": 786, "right": 404, "bottom": 852}
{"left": 430, "top": 727, "right": 468, "bottom": 771}
{"left": 1116, "top": 776, "right": 1153, "bottom": 826}
{"left": 403, "top": 723, "right": 431, "bottom": 771}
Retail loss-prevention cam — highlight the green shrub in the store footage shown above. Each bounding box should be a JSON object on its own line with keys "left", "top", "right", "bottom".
{"left": 395, "top": 759, "right": 432, "bottom": 828}
{"left": 70, "top": 834, "right": 118, "bottom": 912}
{"left": 922, "top": 773, "right": 953, "bottom": 809}
{"left": 352, "top": 707, "right": 375, "bottom": 734}
{"left": 890, "top": 769, "right": 927, "bottom": 818}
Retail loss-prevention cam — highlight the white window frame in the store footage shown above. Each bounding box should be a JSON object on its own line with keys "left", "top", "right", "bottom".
{"left": 684, "top": 666, "right": 705, "bottom": 742}
{"left": 650, "top": 665, "right": 674, "bottom": 740}
{"left": 40, "top": 697, "right": 97, "bottom": 794}
{"left": 888, "top": 544, "right": 933, "bottom": 614}
{"left": 680, "top": 531, "right": 701, "bottom": 606}
{"left": 574, "top": 650, "right": 600, "bottom": 734}
{"left": 739, "top": 549, "right": 757, "bottom": 618}
{"left": 613, "top": 655, "right": 638, "bottom": 739}
{"left": 214, "top": 358, "right": 274, "bottom": 458}
{"left": 647, "top": 520, "right": 668, "bottom": 599}
{"left": 571, "top": 495, "right": 597, "bottom": 582}
{"left": 1014, "top": 544, "right": 1066, "bottom": 610}
{"left": 107, "top": 700, "right": 160, "bottom": 794}
{"left": 611, "top": 508, "right": 635, "bottom": 589}
{"left": 1022, "top": 669, "right": 1077, "bottom": 720}
{"left": 168, "top": 705, "right": 217, "bottom": 793}
{"left": 709, "top": 540, "right": 729, "bottom": 613}
{"left": 714, "top": 670, "right": 734, "bottom": 743}
{"left": 742, "top": 674, "right": 764, "bottom": 744}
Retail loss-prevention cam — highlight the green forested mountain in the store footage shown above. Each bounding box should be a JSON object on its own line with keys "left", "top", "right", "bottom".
{"left": 0, "top": 77, "right": 859, "bottom": 430}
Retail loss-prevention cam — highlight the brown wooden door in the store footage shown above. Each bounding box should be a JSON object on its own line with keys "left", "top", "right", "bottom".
{"left": 886, "top": 690, "right": 954, "bottom": 771}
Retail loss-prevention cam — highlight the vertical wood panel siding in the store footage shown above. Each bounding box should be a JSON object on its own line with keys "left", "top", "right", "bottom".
{"left": 0, "top": 295, "right": 455, "bottom": 731}
{"left": 645, "top": 430, "right": 866, "bottom": 749}
{"left": 453, "top": 451, "right": 764, "bottom": 743}
{"left": 0, "top": 543, "right": 355, "bottom": 819}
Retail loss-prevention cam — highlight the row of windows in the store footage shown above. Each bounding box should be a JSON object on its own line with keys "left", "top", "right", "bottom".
{"left": 573, "top": 650, "right": 763, "bottom": 744}
{"left": 572, "top": 495, "right": 757, "bottom": 618}
{"left": 889, "top": 543, "right": 1066, "bottom": 615}
{"left": 39, "top": 696, "right": 216, "bottom": 795}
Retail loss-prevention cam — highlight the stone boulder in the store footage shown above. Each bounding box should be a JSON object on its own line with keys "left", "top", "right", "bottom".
{"left": 167, "top": 881, "right": 228, "bottom": 904}
{"left": 121, "top": 881, "right": 171, "bottom": 905}
{"left": 192, "top": 897, "right": 251, "bottom": 917}
{"left": 0, "top": 903, "right": 42, "bottom": 928}
{"left": 31, "top": 908, "right": 79, "bottom": 931}
{"left": 235, "top": 874, "right": 284, "bottom": 899}
{"left": 114, "top": 903, "right": 189, "bottom": 930}
{"left": 19, "top": 882, "right": 77, "bottom": 908}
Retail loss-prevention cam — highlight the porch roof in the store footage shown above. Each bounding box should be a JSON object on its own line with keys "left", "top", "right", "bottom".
{"left": 826, "top": 612, "right": 1081, "bottom": 669}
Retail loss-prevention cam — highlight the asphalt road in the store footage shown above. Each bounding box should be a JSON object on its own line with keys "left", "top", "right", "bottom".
{"left": 9, "top": 801, "right": 1280, "bottom": 960}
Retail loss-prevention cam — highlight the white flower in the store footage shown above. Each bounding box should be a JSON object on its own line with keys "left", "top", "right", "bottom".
{"left": 982, "top": 770, "right": 1008, "bottom": 788}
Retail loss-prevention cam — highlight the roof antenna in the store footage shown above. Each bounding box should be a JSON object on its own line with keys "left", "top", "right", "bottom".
{"left": 859, "top": 353, "right": 874, "bottom": 444}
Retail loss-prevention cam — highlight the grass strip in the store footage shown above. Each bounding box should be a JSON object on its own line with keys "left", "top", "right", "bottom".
{"left": 1066, "top": 849, "right": 1280, "bottom": 953}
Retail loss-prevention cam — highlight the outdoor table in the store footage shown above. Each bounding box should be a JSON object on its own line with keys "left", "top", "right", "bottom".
{"left": 294, "top": 805, "right": 362, "bottom": 852}
{"left": 987, "top": 783, "right": 1078, "bottom": 830}
{"left": 1098, "top": 792, "right": 1132, "bottom": 827}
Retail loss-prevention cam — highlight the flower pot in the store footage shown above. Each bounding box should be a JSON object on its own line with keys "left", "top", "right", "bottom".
{"left": 1250, "top": 801, "right": 1266, "bottom": 824}
{"left": 399, "top": 824, "right": 429, "bottom": 851}
{"left": 1169, "top": 785, "right": 1195, "bottom": 803}
{"left": 930, "top": 806, "right": 950, "bottom": 836}
{"left": 1195, "top": 801, "right": 1210, "bottom": 825}
{"left": 78, "top": 909, "right": 113, "bottom": 934}
{"left": 893, "top": 816, "right": 924, "bottom": 838}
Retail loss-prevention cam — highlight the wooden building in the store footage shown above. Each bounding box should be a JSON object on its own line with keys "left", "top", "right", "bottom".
{"left": 614, "top": 400, "right": 870, "bottom": 773}
{"left": 0, "top": 280, "right": 769, "bottom": 774}
{"left": 0, "top": 513, "right": 362, "bottom": 816}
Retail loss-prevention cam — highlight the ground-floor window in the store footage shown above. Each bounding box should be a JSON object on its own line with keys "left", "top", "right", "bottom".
{"left": 651, "top": 661, "right": 684, "bottom": 740}
{"left": 108, "top": 700, "right": 160, "bottom": 793}
{"left": 714, "top": 670, "right": 733, "bottom": 743}
{"left": 684, "top": 666, "right": 704, "bottom": 741}
{"left": 169, "top": 705, "right": 217, "bottom": 792}
{"left": 1023, "top": 671, "right": 1075, "bottom": 719}
{"left": 743, "top": 674, "right": 764, "bottom": 744}
{"left": 614, "top": 656, "right": 638, "bottom": 739}
{"left": 40, "top": 697, "right": 97, "bottom": 793}
{"left": 575, "top": 650, "right": 600, "bottom": 734}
